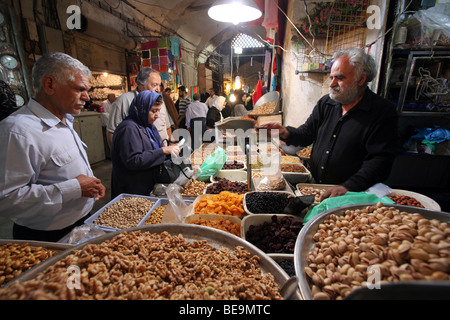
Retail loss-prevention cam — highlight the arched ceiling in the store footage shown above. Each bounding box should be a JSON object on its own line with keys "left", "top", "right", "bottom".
{"left": 119, "top": 0, "right": 267, "bottom": 64}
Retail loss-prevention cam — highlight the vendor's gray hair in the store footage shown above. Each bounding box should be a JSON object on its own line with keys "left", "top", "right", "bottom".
{"left": 137, "top": 67, "right": 159, "bottom": 87}
{"left": 32, "top": 52, "right": 91, "bottom": 95}
{"left": 333, "top": 48, "right": 377, "bottom": 85}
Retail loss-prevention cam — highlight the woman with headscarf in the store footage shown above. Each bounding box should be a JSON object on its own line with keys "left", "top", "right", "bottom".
{"left": 206, "top": 96, "right": 226, "bottom": 129}
{"left": 110, "top": 90, "right": 180, "bottom": 198}
{"left": 204, "top": 96, "right": 226, "bottom": 143}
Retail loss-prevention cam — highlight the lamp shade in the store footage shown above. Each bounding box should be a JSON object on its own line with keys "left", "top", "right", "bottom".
{"left": 208, "top": 0, "right": 262, "bottom": 25}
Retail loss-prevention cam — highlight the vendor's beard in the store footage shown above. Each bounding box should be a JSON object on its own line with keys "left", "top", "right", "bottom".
{"left": 330, "top": 83, "right": 362, "bottom": 105}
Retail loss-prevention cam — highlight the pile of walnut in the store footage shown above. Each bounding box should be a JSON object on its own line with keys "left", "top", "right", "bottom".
{"left": 0, "top": 231, "right": 282, "bottom": 300}
{"left": 305, "top": 203, "right": 450, "bottom": 300}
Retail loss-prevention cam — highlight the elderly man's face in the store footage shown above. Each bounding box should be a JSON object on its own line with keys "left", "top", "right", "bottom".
{"left": 52, "top": 72, "right": 90, "bottom": 116}
{"left": 329, "top": 56, "right": 365, "bottom": 105}
{"left": 145, "top": 72, "right": 162, "bottom": 93}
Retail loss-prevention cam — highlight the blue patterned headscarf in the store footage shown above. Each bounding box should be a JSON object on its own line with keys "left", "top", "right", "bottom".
{"left": 128, "top": 90, "right": 163, "bottom": 150}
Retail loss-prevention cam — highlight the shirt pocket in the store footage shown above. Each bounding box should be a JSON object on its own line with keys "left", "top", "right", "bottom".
{"left": 51, "top": 147, "right": 80, "bottom": 167}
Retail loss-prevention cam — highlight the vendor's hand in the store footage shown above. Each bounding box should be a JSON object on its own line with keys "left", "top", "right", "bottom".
{"left": 320, "top": 186, "right": 349, "bottom": 202}
{"left": 163, "top": 145, "right": 180, "bottom": 157}
{"left": 258, "top": 122, "right": 290, "bottom": 139}
{"left": 77, "top": 175, "right": 106, "bottom": 200}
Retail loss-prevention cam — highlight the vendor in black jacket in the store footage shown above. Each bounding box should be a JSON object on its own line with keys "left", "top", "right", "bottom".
{"left": 260, "top": 48, "right": 398, "bottom": 201}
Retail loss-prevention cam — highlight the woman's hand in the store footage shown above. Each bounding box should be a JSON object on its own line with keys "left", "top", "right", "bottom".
{"left": 162, "top": 145, "right": 180, "bottom": 157}
{"left": 258, "top": 122, "right": 290, "bottom": 139}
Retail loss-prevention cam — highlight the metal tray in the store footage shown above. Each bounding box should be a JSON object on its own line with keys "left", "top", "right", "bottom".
{"left": 4, "top": 224, "right": 301, "bottom": 300}
{"left": 0, "top": 240, "right": 73, "bottom": 252}
{"left": 294, "top": 203, "right": 450, "bottom": 300}
{"left": 0, "top": 240, "right": 73, "bottom": 288}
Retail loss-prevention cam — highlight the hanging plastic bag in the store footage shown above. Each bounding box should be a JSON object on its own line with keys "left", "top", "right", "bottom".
{"left": 256, "top": 151, "right": 286, "bottom": 190}
{"left": 195, "top": 147, "right": 227, "bottom": 182}
{"left": 66, "top": 224, "right": 106, "bottom": 244}
{"left": 164, "top": 184, "right": 194, "bottom": 223}
{"left": 303, "top": 191, "right": 396, "bottom": 223}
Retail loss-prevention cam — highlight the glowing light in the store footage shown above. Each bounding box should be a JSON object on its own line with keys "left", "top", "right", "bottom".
{"left": 208, "top": 1, "right": 262, "bottom": 25}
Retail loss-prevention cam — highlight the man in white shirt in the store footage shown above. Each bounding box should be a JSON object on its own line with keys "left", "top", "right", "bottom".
{"left": 106, "top": 68, "right": 172, "bottom": 147}
{"left": 99, "top": 93, "right": 116, "bottom": 127}
{"left": 0, "top": 52, "right": 106, "bottom": 242}
{"left": 185, "top": 93, "right": 208, "bottom": 150}
{"left": 205, "top": 87, "right": 217, "bottom": 108}
{"left": 101, "top": 93, "right": 116, "bottom": 114}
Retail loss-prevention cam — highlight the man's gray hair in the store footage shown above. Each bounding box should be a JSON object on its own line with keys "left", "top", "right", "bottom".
{"left": 136, "top": 67, "right": 159, "bottom": 87}
{"left": 333, "top": 48, "right": 377, "bottom": 85}
{"left": 32, "top": 52, "right": 91, "bottom": 94}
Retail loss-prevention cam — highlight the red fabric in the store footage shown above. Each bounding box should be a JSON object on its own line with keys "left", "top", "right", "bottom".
{"left": 263, "top": 0, "right": 279, "bottom": 30}
{"left": 253, "top": 79, "right": 263, "bottom": 106}
{"left": 142, "top": 59, "right": 151, "bottom": 67}
{"left": 272, "top": 55, "right": 277, "bottom": 74}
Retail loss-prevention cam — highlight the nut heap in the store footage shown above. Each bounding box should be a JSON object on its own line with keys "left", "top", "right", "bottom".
{"left": 297, "top": 146, "right": 312, "bottom": 159}
{"left": 281, "top": 156, "right": 302, "bottom": 164}
{"left": 94, "top": 197, "right": 156, "bottom": 229}
{"left": 281, "top": 164, "right": 307, "bottom": 173}
{"left": 249, "top": 101, "right": 277, "bottom": 115}
{"left": 0, "top": 231, "right": 282, "bottom": 300}
{"left": 181, "top": 179, "right": 208, "bottom": 197}
{"left": 145, "top": 205, "right": 167, "bottom": 225}
{"left": 305, "top": 203, "right": 450, "bottom": 300}
{"left": 0, "top": 244, "right": 57, "bottom": 287}
{"left": 299, "top": 186, "right": 327, "bottom": 203}
{"left": 388, "top": 195, "right": 424, "bottom": 208}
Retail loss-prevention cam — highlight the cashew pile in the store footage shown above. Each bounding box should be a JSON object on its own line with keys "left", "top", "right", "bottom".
{"left": 0, "top": 244, "right": 57, "bottom": 287}
{"left": 305, "top": 203, "right": 450, "bottom": 300}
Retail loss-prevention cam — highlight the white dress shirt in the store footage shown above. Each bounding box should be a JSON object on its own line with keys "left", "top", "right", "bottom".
{"left": 205, "top": 94, "right": 217, "bottom": 108}
{"left": 101, "top": 99, "right": 113, "bottom": 114}
{"left": 185, "top": 100, "right": 208, "bottom": 129}
{"left": 0, "top": 99, "right": 96, "bottom": 231}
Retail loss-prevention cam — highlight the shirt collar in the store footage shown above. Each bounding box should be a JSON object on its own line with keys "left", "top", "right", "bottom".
{"left": 27, "top": 99, "right": 74, "bottom": 128}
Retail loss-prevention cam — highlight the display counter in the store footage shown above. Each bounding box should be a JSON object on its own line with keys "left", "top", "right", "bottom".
{"left": 1, "top": 141, "right": 449, "bottom": 300}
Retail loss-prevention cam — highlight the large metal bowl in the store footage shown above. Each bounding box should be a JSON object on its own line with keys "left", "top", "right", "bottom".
{"left": 294, "top": 203, "right": 450, "bottom": 300}
{"left": 3, "top": 224, "right": 301, "bottom": 300}
{"left": 253, "top": 91, "right": 280, "bottom": 114}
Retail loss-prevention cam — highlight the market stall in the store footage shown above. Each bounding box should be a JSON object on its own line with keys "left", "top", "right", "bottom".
{"left": 0, "top": 94, "right": 449, "bottom": 300}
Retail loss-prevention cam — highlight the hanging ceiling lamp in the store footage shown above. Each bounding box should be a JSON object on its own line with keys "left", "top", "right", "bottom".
{"left": 208, "top": 0, "right": 262, "bottom": 25}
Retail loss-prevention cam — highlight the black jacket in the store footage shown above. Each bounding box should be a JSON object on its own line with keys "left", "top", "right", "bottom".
{"left": 283, "top": 89, "right": 398, "bottom": 191}
{"left": 111, "top": 118, "right": 166, "bottom": 198}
